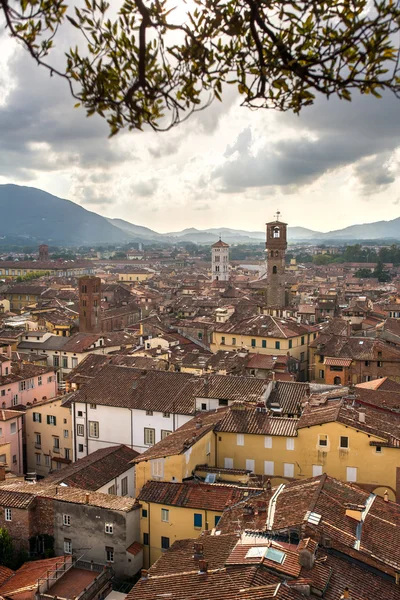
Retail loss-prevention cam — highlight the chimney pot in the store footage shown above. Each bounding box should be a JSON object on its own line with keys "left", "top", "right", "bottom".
{"left": 340, "top": 588, "right": 351, "bottom": 600}
{"left": 141, "top": 569, "right": 148, "bottom": 581}
{"left": 198, "top": 560, "right": 208, "bottom": 574}
{"left": 193, "top": 542, "right": 204, "bottom": 558}
{"left": 85, "top": 493, "right": 89, "bottom": 504}
{"left": 384, "top": 490, "right": 389, "bottom": 502}
{"left": 358, "top": 410, "right": 366, "bottom": 423}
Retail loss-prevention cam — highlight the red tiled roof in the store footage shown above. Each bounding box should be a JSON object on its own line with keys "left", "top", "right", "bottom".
{"left": 215, "top": 404, "right": 298, "bottom": 437}
{"left": 127, "top": 542, "right": 143, "bottom": 556}
{"left": 324, "top": 357, "right": 352, "bottom": 367}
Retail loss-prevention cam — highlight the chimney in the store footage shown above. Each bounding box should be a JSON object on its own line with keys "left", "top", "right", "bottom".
{"left": 193, "top": 542, "right": 204, "bottom": 558}
{"left": 0, "top": 465, "right": 6, "bottom": 481}
{"left": 198, "top": 560, "right": 208, "bottom": 574}
{"left": 195, "top": 419, "right": 202, "bottom": 430}
{"left": 298, "top": 548, "right": 315, "bottom": 570}
{"left": 85, "top": 493, "right": 90, "bottom": 504}
{"left": 384, "top": 490, "right": 389, "bottom": 502}
{"left": 141, "top": 569, "right": 148, "bottom": 581}
{"left": 340, "top": 588, "right": 351, "bottom": 600}
{"left": 358, "top": 410, "right": 366, "bottom": 423}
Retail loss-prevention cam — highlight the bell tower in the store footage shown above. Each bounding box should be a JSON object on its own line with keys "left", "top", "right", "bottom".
{"left": 265, "top": 211, "right": 287, "bottom": 308}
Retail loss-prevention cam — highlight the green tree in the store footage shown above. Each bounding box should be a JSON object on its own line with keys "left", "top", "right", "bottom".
{"left": 312, "top": 254, "right": 334, "bottom": 265}
{"left": 0, "top": 528, "right": 14, "bottom": 568}
{"left": 1, "top": 1, "right": 399, "bottom": 134}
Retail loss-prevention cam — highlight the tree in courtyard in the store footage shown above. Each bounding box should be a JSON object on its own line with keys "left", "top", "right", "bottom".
{"left": 1, "top": 0, "right": 399, "bottom": 135}
{"left": 0, "top": 528, "right": 14, "bottom": 568}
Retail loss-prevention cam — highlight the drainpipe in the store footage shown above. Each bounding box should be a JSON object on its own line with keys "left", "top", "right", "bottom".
{"left": 84, "top": 401, "right": 89, "bottom": 456}
{"left": 73, "top": 401, "right": 77, "bottom": 461}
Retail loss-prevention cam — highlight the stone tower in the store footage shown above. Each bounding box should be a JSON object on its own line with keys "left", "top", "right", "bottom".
{"left": 79, "top": 276, "right": 101, "bottom": 333}
{"left": 39, "top": 244, "right": 49, "bottom": 261}
{"left": 265, "top": 212, "right": 287, "bottom": 308}
{"left": 211, "top": 239, "right": 230, "bottom": 282}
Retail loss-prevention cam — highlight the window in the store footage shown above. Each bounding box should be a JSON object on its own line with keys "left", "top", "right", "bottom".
{"left": 65, "top": 449, "right": 70, "bottom": 460}
{"left": 161, "top": 508, "right": 169, "bottom": 522}
{"left": 221, "top": 336, "right": 225, "bottom": 345}
{"left": 161, "top": 536, "right": 170, "bottom": 550}
{"left": 89, "top": 403, "right": 96, "bottom": 410}
{"left": 284, "top": 463, "right": 295, "bottom": 478}
{"left": 89, "top": 421, "right": 99, "bottom": 438}
{"left": 201, "top": 403, "right": 207, "bottom": 411}
{"left": 106, "top": 547, "right": 114, "bottom": 563}
{"left": 45, "top": 455, "right": 50, "bottom": 467}
{"left": 62, "top": 357, "right": 68, "bottom": 369}
{"left": 377, "top": 361, "right": 383, "bottom": 367}
{"left": 0, "top": 428, "right": 2, "bottom": 437}
{"left": 0, "top": 390, "right": 4, "bottom": 397}
{"left": 142, "top": 509, "right": 148, "bottom": 518}
{"left": 47, "top": 415, "right": 56, "bottom": 426}
{"left": 264, "top": 436, "right": 273, "bottom": 449}
{"left": 319, "top": 370, "right": 325, "bottom": 379}
{"left": 12, "top": 394, "right": 18, "bottom": 406}
{"left": 121, "top": 476, "right": 128, "bottom": 496}
{"left": 312, "top": 465, "right": 323, "bottom": 477}
{"left": 143, "top": 533, "right": 149, "bottom": 545}
{"left": 5, "top": 508, "right": 12, "bottom": 522}
{"left": 146, "top": 410, "right": 153, "bottom": 416}
{"left": 194, "top": 513, "right": 202, "bottom": 528}
{"left": 163, "top": 412, "right": 170, "bottom": 418}
{"left": 214, "top": 515, "right": 221, "bottom": 527}
{"left": 19, "top": 381, "right": 26, "bottom": 392}
{"left": 161, "top": 430, "right": 171, "bottom": 439}
{"left": 78, "top": 444, "right": 84, "bottom": 452}
{"left": 71, "top": 357, "right": 78, "bottom": 369}
{"left": 264, "top": 461, "right": 274, "bottom": 476}
{"left": 151, "top": 459, "right": 164, "bottom": 479}
{"left": 275, "top": 341, "right": 280, "bottom": 350}
{"left": 10, "top": 422, "right": 16, "bottom": 434}
{"left": 364, "top": 360, "right": 370, "bottom": 367}
{"left": 346, "top": 467, "right": 357, "bottom": 482}
{"left": 301, "top": 336, "right": 305, "bottom": 345}
{"left": 340, "top": 436, "right": 349, "bottom": 449}
{"left": 108, "top": 485, "right": 116, "bottom": 495}
{"left": 237, "top": 434, "right": 244, "bottom": 446}
{"left": 64, "top": 539, "right": 72, "bottom": 554}
{"left": 232, "top": 337, "right": 236, "bottom": 345}
{"left": 35, "top": 453, "right": 41, "bottom": 465}
{"left": 375, "top": 446, "right": 382, "bottom": 453}
{"left": 246, "top": 459, "right": 255, "bottom": 473}
{"left": 144, "top": 428, "right": 155, "bottom": 445}
{"left": 251, "top": 339, "right": 256, "bottom": 347}
{"left": 63, "top": 514, "right": 71, "bottom": 526}
{"left": 288, "top": 340, "right": 292, "bottom": 349}
{"left": 224, "top": 457, "right": 233, "bottom": 469}
{"left": 286, "top": 438, "right": 295, "bottom": 451}
{"left": 300, "top": 352, "right": 305, "bottom": 362}
{"left": 38, "top": 376, "right": 42, "bottom": 386}
{"left": 53, "top": 437, "right": 60, "bottom": 451}
{"left": 262, "top": 340, "right": 267, "bottom": 348}
{"left": 64, "top": 429, "right": 69, "bottom": 438}
{"left": 272, "top": 265, "right": 278, "bottom": 274}
{"left": 77, "top": 411, "right": 83, "bottom": 417}
{"left": 318, "top": 434, "right": 328, "bottom": 447}
{"left": 53, "top": 356, "right": 60, "bottom": 368}
{"left": 76, "top": 424, "right": 84, "bottom": 436}
{"left": 105, "top": 523, "right": 113, "bottom": 534}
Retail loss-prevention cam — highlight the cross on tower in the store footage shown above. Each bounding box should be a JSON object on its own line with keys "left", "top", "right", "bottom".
{"left": 274, "top": 210, "right": 281, "bottom": 222}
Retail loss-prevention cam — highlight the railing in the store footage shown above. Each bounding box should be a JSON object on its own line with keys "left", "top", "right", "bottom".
{"left": 77, "top": 567, "right": 113, "bottom": 600}
{"left": 75, "top": 560, "right": 105, "bottom": 573}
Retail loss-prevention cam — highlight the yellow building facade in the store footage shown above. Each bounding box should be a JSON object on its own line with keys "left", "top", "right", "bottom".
{"left": 25, "top": 397, "right": 73, "bottom": 478}
{"left": 118, "top": 271, "right": 153, "bottom": 282}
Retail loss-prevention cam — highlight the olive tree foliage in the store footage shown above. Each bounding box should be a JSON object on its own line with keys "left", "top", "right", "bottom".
{"left": 1, "top": 0, "right": 400, "bottom": 134}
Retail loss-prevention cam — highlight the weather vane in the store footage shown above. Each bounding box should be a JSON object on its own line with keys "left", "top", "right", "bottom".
{"left": 274, "top": 210, "right": 281, "bottom": 221}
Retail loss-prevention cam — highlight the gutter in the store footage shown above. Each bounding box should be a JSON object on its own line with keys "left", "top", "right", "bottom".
{"left": 266, "top": 483, "right": 285, "bottom": 530}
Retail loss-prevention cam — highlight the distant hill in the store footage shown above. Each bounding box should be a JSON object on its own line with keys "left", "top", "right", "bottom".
{"left": 0, "top": 184, "right": 132, "bottom": 246}
{"left": 1, "top": 184, "right": 399, "bottom": 246}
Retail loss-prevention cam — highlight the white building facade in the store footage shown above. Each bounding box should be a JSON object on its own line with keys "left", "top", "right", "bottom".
{"left": 211, "top": 239, "right": 230, "bottom": 282}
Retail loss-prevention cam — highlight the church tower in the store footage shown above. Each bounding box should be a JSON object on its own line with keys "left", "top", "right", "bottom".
{"left": 79, "top": 275, "right": 101, "bottom": 333}
{"left": 265, "top": 211, "right": 287, "bottom": 308}
{"left": 211, "top": 238, "right": 230, "bottom": 282}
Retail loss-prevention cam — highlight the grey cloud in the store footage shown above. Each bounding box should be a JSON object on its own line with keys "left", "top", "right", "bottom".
{"left": 214, "top": 93, "right": 400, "bottom": 193}
{"left": 353, "top": 154, "right": 396, "bottom": 195}
{"left": 132, "top": 179, "right": 159, "bottom": 197}
{"left": 0, "top": 49, "right": 131, "bottom": 180}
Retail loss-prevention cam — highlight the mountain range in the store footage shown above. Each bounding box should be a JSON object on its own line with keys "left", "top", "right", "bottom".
{"left": 0, "top": 184, "right": 399, "bottom": 246}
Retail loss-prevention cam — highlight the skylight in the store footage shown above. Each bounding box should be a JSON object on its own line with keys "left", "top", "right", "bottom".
{"left": 265, "top": 547, "right": 286, "bottom": 564}
{"left": 246, "top": 547, "right": 268, "bottom": 559}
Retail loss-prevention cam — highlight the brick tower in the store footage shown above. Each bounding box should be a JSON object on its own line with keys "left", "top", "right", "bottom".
{"left": 79, "top": 276, "right": 101, "bottom": 333}
{"left": 211, "top": 238, "right": 230, "bottom": 282}
{"left": 39, "top": 244, "right": 49, "bottom": 261}
{"left": 265, "top": 211, "right": 287, "bottom": 308}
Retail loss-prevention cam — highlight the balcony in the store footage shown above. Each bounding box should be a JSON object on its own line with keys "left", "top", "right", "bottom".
{"left": 53, "top": 447, "right": 60, "bottom": 454}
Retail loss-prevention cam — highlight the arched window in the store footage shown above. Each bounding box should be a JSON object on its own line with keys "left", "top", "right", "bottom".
{"left": 270, "top": 250, "right": 274, "bottom": 258}
{"left": 272, "top": 265, "right": 277, "bottom": 274}
{"left": 273, "top": 227, "right": 280, "bottom": 238}
{"left": 275, "top": 250, "right": 279, "bottom": 257}
{"left": 334, "top": 376, "right": 342, "bottom": 385}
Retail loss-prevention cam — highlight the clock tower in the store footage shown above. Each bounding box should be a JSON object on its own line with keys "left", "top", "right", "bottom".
{"left": 265, "top": 211, "right": 287, "bottom": 308}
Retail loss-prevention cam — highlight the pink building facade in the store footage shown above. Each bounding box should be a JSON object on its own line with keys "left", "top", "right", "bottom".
{"left": 0, "top": 354, "right": 57, "bottom": 410}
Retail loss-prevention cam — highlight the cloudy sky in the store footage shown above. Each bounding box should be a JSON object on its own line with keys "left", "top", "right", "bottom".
{"left": 0, "top": 9, "right": 399, "bottom": 234}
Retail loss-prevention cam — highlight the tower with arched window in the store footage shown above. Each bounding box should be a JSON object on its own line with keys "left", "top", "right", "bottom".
{"left": 211, "top": 238, "right": 230, "bottom": 282}
{"left": 265, "top": 212, "right": 287, "bottom": 308}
